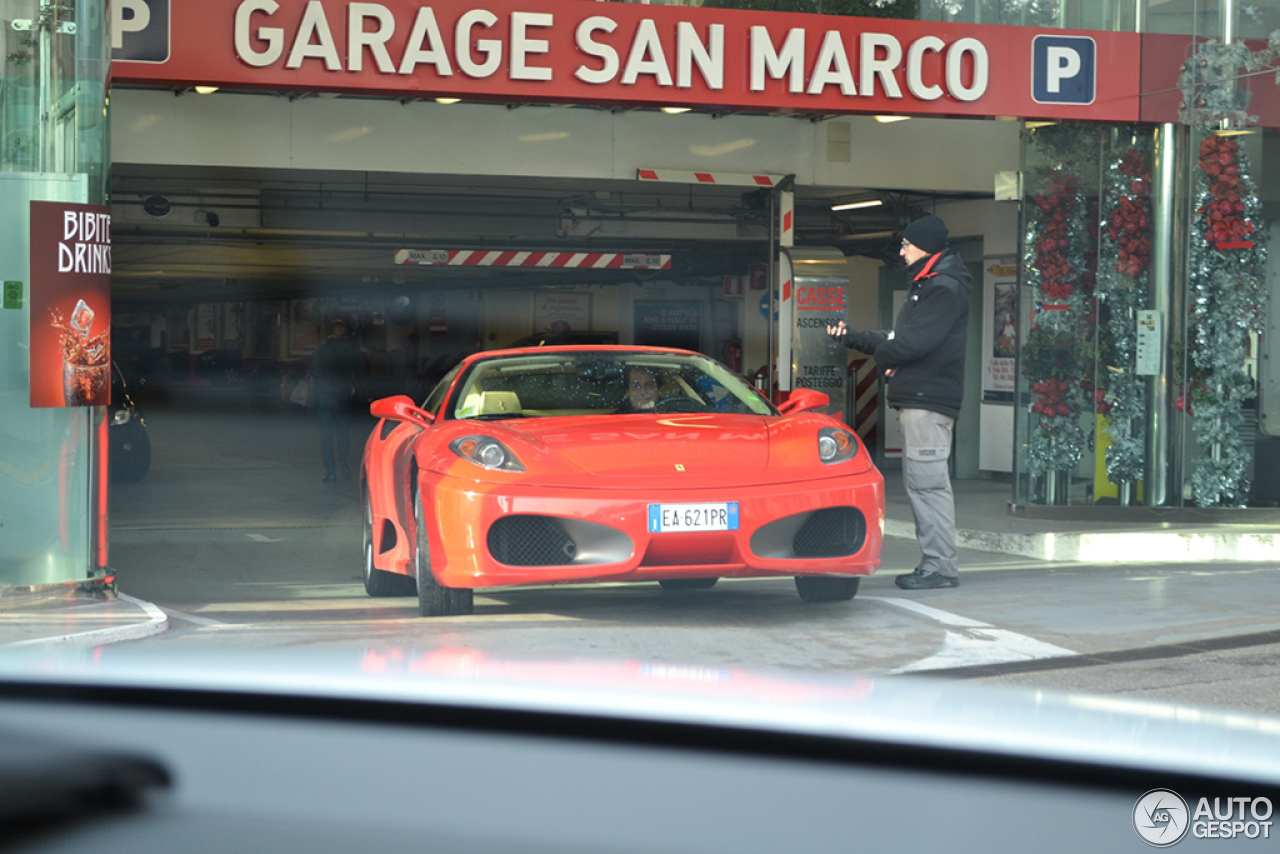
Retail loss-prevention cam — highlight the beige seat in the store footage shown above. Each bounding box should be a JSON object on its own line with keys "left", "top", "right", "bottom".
{"left": 475, "top": 391, "right": 521, "bottom": 415}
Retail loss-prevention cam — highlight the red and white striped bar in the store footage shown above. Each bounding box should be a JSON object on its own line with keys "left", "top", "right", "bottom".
{"left": 394, "top": 249, "right": 671, "bottom": 269}
{"left": 636, "top": 169, "right": 783, "bottom": 187}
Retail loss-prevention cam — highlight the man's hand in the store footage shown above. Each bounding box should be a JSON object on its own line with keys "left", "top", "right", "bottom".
{"left": 827, "top": 320, "right": 848, "bottom": 340}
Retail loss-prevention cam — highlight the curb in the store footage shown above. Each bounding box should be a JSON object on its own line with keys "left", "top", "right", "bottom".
{"left": 3, "top": 593, "right": 169, "bottom": 648}
{"left": 885, "top": 519, "right": 1280, "bottom": 563}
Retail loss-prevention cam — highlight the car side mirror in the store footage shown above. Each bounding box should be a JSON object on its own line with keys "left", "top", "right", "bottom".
{"left": 370, "top": 395, "right": 434, "bottom": 426}
{"left": 777, "top": 388, "right": 830, "bottom": 415}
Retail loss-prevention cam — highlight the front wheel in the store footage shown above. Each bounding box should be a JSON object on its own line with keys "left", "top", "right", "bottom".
{"left": 362, "top": 491, "right": 415, "bottom": 597}
{"left": 658, "top": 578, "right": 719, "bottom": 591}
{"left": 795, "top": 576, "right": 860, "bottom": 603}
{"left": 414, "top": 491, "right": 474, "bottom": 617}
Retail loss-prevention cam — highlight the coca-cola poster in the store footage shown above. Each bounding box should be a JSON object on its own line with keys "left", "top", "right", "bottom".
{"left": 29, "top": 201, "right": 112, "bottom": 408}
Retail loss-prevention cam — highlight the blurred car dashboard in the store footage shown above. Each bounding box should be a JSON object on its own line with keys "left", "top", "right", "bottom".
{"left": 1, "top": 651, "right": 1278, "bottom": 853}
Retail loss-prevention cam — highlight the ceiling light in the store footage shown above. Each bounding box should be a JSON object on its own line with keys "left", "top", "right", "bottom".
{"left": 874, "top": 115, "right": 910, "bottom": 123}
{"left": 194, "top": 86, "right": 219, "bottom": 95}
{"left": 661, "top": 106, "right": 691, "bottom": 114}
{"left": 1025, "top": 120, "right": 1057, "bottom": 129}
{"left": 435, "top": 97, "right": 461, "bottom": 105}
{"left": 1214, "top": 127, "right": 1257, "bottom": 136}
{"left": 831, "top": 199, "right": 884, "bottom": 212}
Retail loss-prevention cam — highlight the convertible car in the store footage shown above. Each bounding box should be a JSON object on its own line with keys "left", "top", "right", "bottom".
{"left": 361, "top": 346, "right": 883, "bottom": 616}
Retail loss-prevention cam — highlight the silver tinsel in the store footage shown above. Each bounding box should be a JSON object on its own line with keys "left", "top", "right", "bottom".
{"left": 1022, "top": 124, "right": 1098, "bottom": 476}
{"left": 1095, "top": 133, "right": 1153, "bottom": 488}
{"left": 1185, "top": 140, "right": 1268, "bottom": 507}
{"left": 1178, "top": 36, "right": 1280, "bottom": 128}
{"left": 1177, "top": 38, "right": 1271, "bottom": 507}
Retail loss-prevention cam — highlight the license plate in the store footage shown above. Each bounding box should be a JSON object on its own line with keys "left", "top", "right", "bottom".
{"left": 648, "top": 503, "right": 739, "bottom": 533}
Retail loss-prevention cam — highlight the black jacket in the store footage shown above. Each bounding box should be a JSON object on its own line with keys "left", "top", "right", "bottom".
{"left": 311, "top": 336, "right": 366, "bottom": 407}
{"left": 842, "top": 250, "right": 972, "bottom": 420}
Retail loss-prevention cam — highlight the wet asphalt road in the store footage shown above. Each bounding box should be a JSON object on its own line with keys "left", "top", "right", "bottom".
{"left": 110, "top": 401, "right": 1280, "bottom": 713}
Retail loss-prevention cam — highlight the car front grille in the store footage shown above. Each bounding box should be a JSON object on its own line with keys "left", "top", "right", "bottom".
{"left": 792, "top": 507, "right": 866, "bottom": 558}
{"left": 488, "top": 515, "right": 578, "bottom": 566}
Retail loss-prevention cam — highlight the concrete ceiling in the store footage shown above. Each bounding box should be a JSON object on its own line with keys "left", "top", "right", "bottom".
{"left": 110, "top": 163, "right": 971, "bottom": 306}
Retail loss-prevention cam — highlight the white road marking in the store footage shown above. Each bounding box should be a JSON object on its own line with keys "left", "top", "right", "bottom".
{"left": 865, "top": 596, "right": 1076, "bottom": 673}
{"left": 163, "top": 608, "right": 228, "bottom": 627}
{"left": 866, "top": 596, "right": 989, "bottom": 628}
{"left": 246, "top": 533, "right": 283, "bottom": 542}
{"left": 4, "top": 593, "right": 168, "bottom": 647}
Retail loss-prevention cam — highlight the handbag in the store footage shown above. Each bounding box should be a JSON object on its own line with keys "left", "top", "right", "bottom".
{"left": 289, "top": 373, "right": 314, "bottom": 407}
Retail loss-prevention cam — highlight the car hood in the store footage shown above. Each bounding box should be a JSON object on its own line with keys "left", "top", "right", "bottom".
{"left": 509, "top": 414, "right": 772, "bottom": 479}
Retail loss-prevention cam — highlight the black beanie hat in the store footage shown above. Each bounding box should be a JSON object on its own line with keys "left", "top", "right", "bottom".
{"left": 902, "top": 215, "right": 948, "bottom": 254}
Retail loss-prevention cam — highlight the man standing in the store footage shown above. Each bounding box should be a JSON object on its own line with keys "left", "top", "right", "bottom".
{"left": 312, "top": 318, "right": 366, "bottom": 484}
{"left": 828, "top": 215, "right": 972, "bottom": 590}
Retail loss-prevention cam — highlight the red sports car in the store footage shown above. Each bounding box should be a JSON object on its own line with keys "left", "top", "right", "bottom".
{"left": 361, "top": 346, "right": 884, "bottom": 617}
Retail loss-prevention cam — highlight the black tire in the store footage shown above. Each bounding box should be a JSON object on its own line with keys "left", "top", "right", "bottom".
{"left": 658, "top": 578, "right": 719, "bottom": 591}
{"left": 795, "top": 576, "right": 860, "bottom": 602}
{"left": 362, "top": 491, "right": 415, "bottom": 597}
{"left": 415, "top": 491, "right": 474, "bottom": 617}
{"left": 110, "top": 421, "right": 151, "bottom": 483}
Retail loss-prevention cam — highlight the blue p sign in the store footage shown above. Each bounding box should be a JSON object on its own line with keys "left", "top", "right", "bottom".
{"left": 1032, "top": 35, "right": 1095, "bottom": 105}
{"left": 111, "top": 0, "right": 169, "bottom": 63}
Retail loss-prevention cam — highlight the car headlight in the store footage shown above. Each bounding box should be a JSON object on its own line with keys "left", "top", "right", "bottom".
{"left": 449, "top": 435, "right": 526, "bottom": 472}
{"left": 818, "top": 427, "right": 858, "bottom": 464}
{"left": 112, "top": 408, "right": 133, "bottom": 426}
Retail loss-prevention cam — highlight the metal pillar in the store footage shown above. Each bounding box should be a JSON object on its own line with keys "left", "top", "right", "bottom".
{"left": 1145, "top": 123, "right": 1183, "bottom": 506}
{"left": 766, "top": 195, "right": 776, "bottom": 398}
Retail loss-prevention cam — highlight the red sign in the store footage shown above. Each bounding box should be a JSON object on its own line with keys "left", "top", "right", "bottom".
{"left": 112, "top": 0, "right": 1141, "bottom": 122}
{"left": 29, "top": 202, "right": 112, "bottom": 408}
{"left": 429, "top": 316, "right": 449, "bottom": 339}
{"left": 796, "top": 284, "right": 846, "bottom": 312}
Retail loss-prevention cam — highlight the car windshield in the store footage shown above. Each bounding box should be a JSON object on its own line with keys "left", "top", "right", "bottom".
{"left": 12, "top": 5, "right": 1280, "bottom": 849}
{"left": 448, "top": 351, "right": 775, "bottom": 419}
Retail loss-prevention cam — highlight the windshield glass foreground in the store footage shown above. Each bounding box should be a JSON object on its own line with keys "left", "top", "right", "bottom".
{"left": 449, "top": 352, "right": 775, "bottom": 419}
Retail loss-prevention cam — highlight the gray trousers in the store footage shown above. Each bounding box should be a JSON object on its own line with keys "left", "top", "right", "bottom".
{"left": 899, "top": 408, "right": 958, "bottom": 578}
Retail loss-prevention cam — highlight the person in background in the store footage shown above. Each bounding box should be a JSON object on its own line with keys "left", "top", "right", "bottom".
{"left": 827, "top": 214, "right": 973, "bottom": 590}
{"left": 312, "top": 318, "right": 366, "bottom": 483}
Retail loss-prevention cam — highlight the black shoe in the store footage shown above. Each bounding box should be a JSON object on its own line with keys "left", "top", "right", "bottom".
{"left": 895, "top": 568, "right": 959, "bottom": 590}
{"left": 322, "top": 472, "right": 336, "bottom": 484}
{"left": 341, "top": 464, "right": 351, "bottom": 481}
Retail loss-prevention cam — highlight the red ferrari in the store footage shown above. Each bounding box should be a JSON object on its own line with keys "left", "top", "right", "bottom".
{"left": 361, "top": 346, "right": 884, "bottom": 617}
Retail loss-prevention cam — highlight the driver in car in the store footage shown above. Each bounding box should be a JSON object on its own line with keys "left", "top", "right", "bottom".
{"left": 617, "top": 365, "right": 659, "bottom": 412}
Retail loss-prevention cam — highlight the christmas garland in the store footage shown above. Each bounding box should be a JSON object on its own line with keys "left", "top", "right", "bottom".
{"left": 1095, "top": 139, "right": 1153, "bottom": 487}
{"left": 1176, "top": 38, "right": 1271, "bottom": 507}
{"left": 1185, "top": 134, "right": 1268, "bottom": 506}
{"left": 1022, "top": 125, "right": 1099, "bottom": 477}
{"left": 1179, "top": 37, "right": 1280, "bottom": 128}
